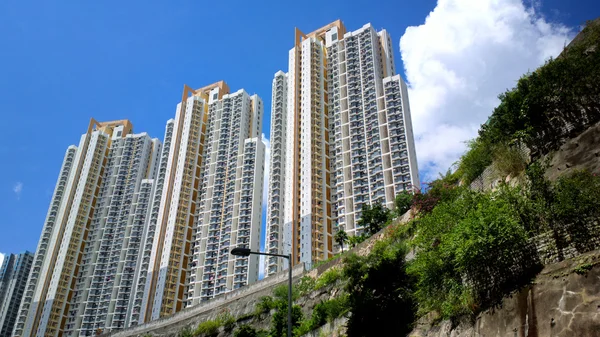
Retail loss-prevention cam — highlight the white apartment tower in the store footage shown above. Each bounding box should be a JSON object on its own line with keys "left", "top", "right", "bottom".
{"left": 14, "top": 146, "right": 78, "bottom": 337}
{"left": 0, "top": 251, "right": 34, "bottom": 337}
{"left": 142, "top": 82, "right": 264, "bottom": 319}
{"left": 64, "top": 131, "right": 161, "bottom": 335}
{"left": 329, "top": 24, "right": 420, "bottom": 237}
{"left": 265, "top": 72, "right": 288, "bottom": 275}
{"left": 13, "top": 120, "right": 137, "bottom": 337}
{"left": 130, "top": 120, "right": 174, "bottom": 326}
{"left": 142, "top": 83, "right": 220, "bottom": 321}
{"left": 266, "top": 21, "right": 419, "bottom": 274}
{"left": 188, "top": 89, "right": 264, "bottom": 304}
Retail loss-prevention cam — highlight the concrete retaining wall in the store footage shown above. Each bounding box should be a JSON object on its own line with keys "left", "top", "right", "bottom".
{"left": 104, "top": 264, "right": 306, "bottom": 337}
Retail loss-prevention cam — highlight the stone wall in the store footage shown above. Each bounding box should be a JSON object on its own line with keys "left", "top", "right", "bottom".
{"left": 545, "top": 121, "right": 600, "bottom": 181}
{"left": 300, "top": 317, "right": 347, "bottom": 337}
{"left": 409, "top": 250, "right": 600, "bottom": 337}
{"left": 534, "top": 221, "right": 600, "bottom": 265}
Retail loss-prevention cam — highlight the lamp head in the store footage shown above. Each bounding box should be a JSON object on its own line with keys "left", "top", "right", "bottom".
{"left": 230, "top": 247, "right": 252, "bottom": 257}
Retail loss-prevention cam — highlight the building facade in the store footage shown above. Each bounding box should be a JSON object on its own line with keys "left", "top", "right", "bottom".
{"left": 141, "top": 84, "right": 219, "bottom": 322}
{"left": 265, "top": 72, "right": 288, "bottom": 276}
{"left": 130, "top": 120, "right": 175, "bottom": 326}
{"left": 188, "top": 89, "right": 264, "bottom": 304}
{"left": 329, "top": 24, "right": 420, "bottom": 237}
{"left": 64, "top": 132, "right": 161, "bottom": 335}
{"left": 13, "top": 120, "right": 137, "bottom": 337}
{"left": 13, "top": 146, "right": 78, "bottom": 337}
{"left": 266, "top": 20, "right": 420, "bottom": 274}
{"left": 15, "top": 83, "right": 266, "bottom": 334}
{"left": 141, "top": 82, "right": 264, "bottom": 320}
{"left": 0, "top": 251, "right": 34, "bottom": 337}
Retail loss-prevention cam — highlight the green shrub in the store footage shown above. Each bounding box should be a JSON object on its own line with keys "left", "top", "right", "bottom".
{"left": 319, "top": 295, "right": 350, "bottom": 321}
{"left": 270, "top": 303, "right": 303, "bottom": 337}
{"left": 236, "top": 312, "right": 255, "bottom": 322}
{"left": 273, "top": 284, "right": 299, "bottom": 302}
{"left": 343, "top": 242, "right": 415, "bottom": 337}
{"left": 551, "top": 171, "right": 600, "bottom": 253}
{"left": 194, "top": 312, "right": 236, "bottom": 336}
{"left": 413, "top": 178, "right": 463, "bottom": 215}
{"left": 234, "top": 324, "right": 259, "bottom": 337}
{"left": 478, "top": 21, "right": 600, "bottom": 157}
{"left": 456, "top": 139, "right": 494, "bottom": 184}
{"left": 394, "top": 191, "right": 413, "bottom": 216}
{"left": 408, "top": 187, "right": 542, "bottom": 319}
{"left": 255, "top": 296, "right": 275, "bottom": 315}
{"left": 194, "top": 319, "right": 220, "bottom": 336}
{"left": 294, "top": 296, "right": 349, "bottom": 336}
{"left": 574, "top": 263, "right": 594, "bottom": 275}
{"left": 312, "top": 254, "right": 342, "bottom": 269}
{"left": 493, "top": 143, "right": 528, "bottom": 178}
{"left": 314, "top": 268, "right": 342, "bottom": 290}
{"left": 357, "top": 203, "right": 392, "bottom": 236}
{"left": 268, "top": 283, "right": 303, "bottom": 337}
{"left": 296, "top": 276, "right": 317, "bottom": 296}
{"left": 219, "top": 312, "right": 236, "bottom": 332}
{"left": 347, "top": 234, "right": 367, "bottom": 248}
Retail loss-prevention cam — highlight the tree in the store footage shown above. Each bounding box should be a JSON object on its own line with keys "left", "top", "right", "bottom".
{"left": 357, "top": 203, "right": 391, "bottom": 236}
{"left": 348, "top": 234, "right": 367, "bottom": 248}
{"left": 394, "top": 191, "right": 413, "bottom": 216}
{"left": 334, "top": 229, "right": 349, "bottom": 253}
{"left": 269, "top": 285, "right": 303, "bottom": 337}
{"left": 343, "top": 244, "right": 415, "bottom": 337}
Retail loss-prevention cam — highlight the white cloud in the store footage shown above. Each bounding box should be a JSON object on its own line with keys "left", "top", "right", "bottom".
{"left": 399, "top": 0, "right": 573, "bottom": 181}
{"left": 13, "top": 182, "right": 23, "bottom": 199}
{"left": 0, "top": 253, "right": 4, "bottom": 267}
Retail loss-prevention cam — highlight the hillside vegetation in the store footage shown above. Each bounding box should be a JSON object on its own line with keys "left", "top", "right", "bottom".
{"left": 455, "top": 19, "right": 600, "bottom": 185}
{"left": 177, "top": 20, "right": 600, "bottom": 337}
{"left": 325, "top": 19, "right": 600, "bottom": 336}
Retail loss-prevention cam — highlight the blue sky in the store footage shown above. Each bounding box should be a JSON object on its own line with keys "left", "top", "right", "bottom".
{"left": 0, "top": 0, "right": 598, "bottom": 256}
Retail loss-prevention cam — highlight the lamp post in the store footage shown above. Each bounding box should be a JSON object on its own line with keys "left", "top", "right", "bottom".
{"left": 231, "top": 247, "right": 293, "bottom": 337}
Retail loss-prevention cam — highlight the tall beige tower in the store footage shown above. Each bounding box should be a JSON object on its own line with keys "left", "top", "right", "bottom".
{"left": 282, "top": 21, "right": 347, "bottom": 268}
{"left": 188, "top": 89, "right": 264, "bottom": 304}
{"left": 266, "top": 20, "right": 420, "bottom": 275}
{"left": 13, "top": 119, "right": 134, "bottom": 337}
{"left": 142, "top": 82, "right": 229, "bottom": 321}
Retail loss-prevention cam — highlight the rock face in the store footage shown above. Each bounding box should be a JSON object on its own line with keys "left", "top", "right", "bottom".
{"left": 300, "top": 317, "right": 347, "bottom": 337}
{"left": 409, "top": 251, "right": 600, "bottom": 337}
{"left": 545, "top": 121, "right": 600, "bottom": 181}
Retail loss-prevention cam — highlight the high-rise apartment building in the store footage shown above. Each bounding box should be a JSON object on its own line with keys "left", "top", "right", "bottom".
{"left": 14, "top": 82, "right": 265, "bottom": 334}
{"left": 0, "top": 251, "right": 33, "bottom": 337}
{"left": 329, "top": 24, "right": 420, "bottom": 236}
{"left": 141, "top": 83, "right": 219, "bottom": 322}
{"left": 266, "top": 20, "right": 419, "bottom": 275}
{"left": 64, "top": 132, "right": 161, "bottom": 335}
{"left": 265, "top": 72, "right": 288, "bottom": 275}
{"left": 13, "top": 120, "right": 137, "bottom": 337}
{"left": 188, "top": 89, "right": 264, "bottom": 304}
{"left": 130, "top": 120, "right": 175, "bottom": 326}
{"left": 141, "top": 82, "right": 264, "bottom": 320}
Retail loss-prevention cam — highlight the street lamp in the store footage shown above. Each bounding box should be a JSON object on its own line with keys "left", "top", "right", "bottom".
{"left": 231, "top": 247, "right": 293, "bottom": 337}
